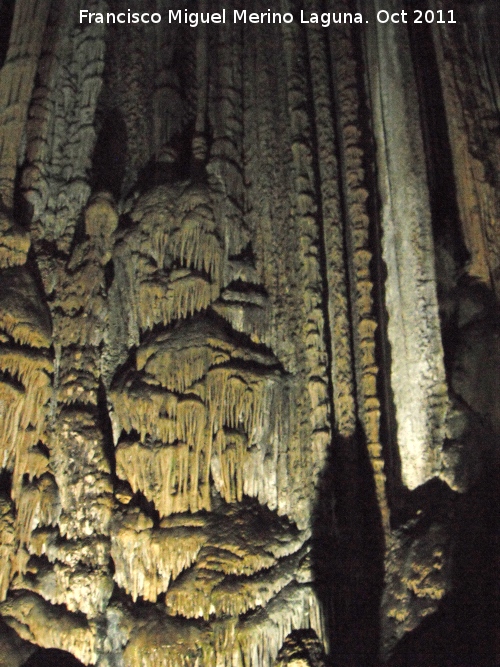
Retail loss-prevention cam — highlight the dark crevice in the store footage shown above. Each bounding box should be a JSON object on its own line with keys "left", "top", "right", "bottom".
{"left": 0, "top": 468, "right": 13, "bottom": 497}
{"left": 222, "top": 278, "right": 268, "bottom": 297}
{"left": 128, "top": 489, "right": 161, "bottom": 528}
{"left": 13, "top": 166, "right": 34, "bottom": 230}
{"left": 0, "top": 0, "right": 14, "bottom": 69}
{"left": 0, "top": 339, "right": 51, "bottom": 357}
{"left": 134, "top": 122, "right": 203, "bottom": 193}
{"left": 386, "top": 460, "right": 500, "bottom": 667}
{"left": 57, "top": 400, "right": 98, "bottom": 417}
{"left": 32, "top": 240, "right": 69, "bottom": 264}
{"left": 66, "top": 211, "right": 87, "bottom": 257}
{"left": 21, "top": 649, "right": 86, "bottom": 667}
{"left": 228, "top": 241, "right": 257, "bottom": 266}
{"left": 109, "top": 581, "right": 176, "bottom": 616}
{"left": 104, "top": 258, "right": 115, "bottom": 292}
{"left": 97, "top": 380, "right": 117, "bottom": 481}
{"left": 115, "top": 429, "right": 141, "bottom": 446}
{"left": 389, "top": 478, "right": 455, "bottom": 533}
{"left": 203, "top": 356, "right": 284, "bottom": 376}
{"left": 0, "top": 368, "right": 25, "bottom": 392}
{"left": 90, "top": 108, "right": 128, "bottom": 200}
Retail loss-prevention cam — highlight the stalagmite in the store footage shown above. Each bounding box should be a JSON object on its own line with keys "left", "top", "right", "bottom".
{"left": 235, "top": 584, "right": 326, "bottom": 667}
{"left": 381, "top": 522, "right": 451, "bottom": 659}
{"left": 274, "top": 629, "right": 327, "bottom": 667}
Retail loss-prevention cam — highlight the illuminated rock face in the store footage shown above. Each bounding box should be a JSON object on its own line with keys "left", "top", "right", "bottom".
{"left": 0, "top": 1, "right": 498, "bottom": 666}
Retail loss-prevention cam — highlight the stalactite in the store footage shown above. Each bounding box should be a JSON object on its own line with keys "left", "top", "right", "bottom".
{"left": 323, "top": 0, "right": 389, "bottom": 528}
{"left": 211, "top": 429, "right": 246, "bottom": 503}
{"left": 123, "top": 615, "right": 215, "bottom": 667}
{"left": 122, "top": 581, "right": 324, "bottom": 667}
{"left": 0, "top": 269, "right": 51, "bottom": 348}
{"left": 235, "top": 584, "right": 326, "bottom": 667}
{"left": 112, "top": 183, "right": 223, "bottom": 345}
{"left": 242, "top": 19, "right": 295, "bottom": 367}
{"left": 22, "top": 0, "right": 107, "bottom": 252}
{"left": 15, "top": 474, "right": 60, "bottom": 558}
{"left": 111, "top": 509, "right": 208, "bottom": 603}
{"left": 165, "top": 545, "right": 310, "bottom": 620}
{"left": 0, "top": 2, "right": 495, "bottom": 664}
{"left": 115, "top": 435, "right": 211, "bottom": 517}
{"left": 0, "top": 347, "right": 52, "bottom": 495}
{"left": 0, "top": 0, "right": 51, "bottom": 211}
{"left": 151, "top": 10, "right": 197, "bottom": 156}
{"left": 137, "top": 341, "right": 228, "bottom": 394}
{"left": 112, "top": 313, "right": 287, "bottom": 520}
{"left": 304, "top": 0, "right": 356, "bottom": 438}
{"left": 206, "top": 6, "right": 248, "bottom": 269}
{"left": 279, "top": 9, "right": 333, "bottom": 530}
{"left": 365, "top": 0, "right": 449, "bottom": 494}
{"left": 104, "top": 13, "right": 153, "bottom": 194}
{"left": 111, "top": 499, "right": 309, "bottom": 618}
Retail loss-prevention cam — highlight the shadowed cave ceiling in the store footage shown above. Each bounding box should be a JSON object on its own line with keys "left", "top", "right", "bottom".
{"left": 0, "top": 0, "right": 498, "bottom": 665}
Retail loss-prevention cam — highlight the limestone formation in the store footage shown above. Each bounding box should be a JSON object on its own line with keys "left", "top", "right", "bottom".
{"left": 366, "top": 0, "right": 449, "bottom": 491}
{"left": 0, "top": 1, "right": 498, "bottom": 666}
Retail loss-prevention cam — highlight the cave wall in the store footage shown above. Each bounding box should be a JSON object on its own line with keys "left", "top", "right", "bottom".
{"left": 0, "top": 1, "right": 498, "bottom": 666}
